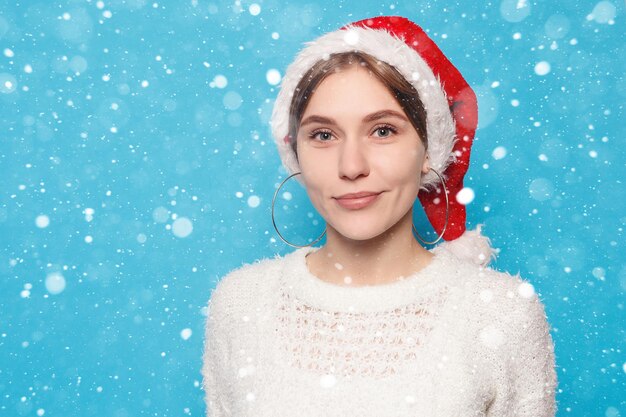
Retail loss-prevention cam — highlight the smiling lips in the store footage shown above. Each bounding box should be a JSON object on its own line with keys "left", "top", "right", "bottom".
{"left": 334, "top": 191, "right": 382, "bottom": 209}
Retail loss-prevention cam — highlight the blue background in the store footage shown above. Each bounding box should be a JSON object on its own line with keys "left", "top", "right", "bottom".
{"left": 1, "top": 0, "right": 624, "bottom": 416}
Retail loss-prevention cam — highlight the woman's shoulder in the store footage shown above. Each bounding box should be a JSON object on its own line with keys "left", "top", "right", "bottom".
{"left": 444, "top": 252, "right": 552, "bottom": 345}
{"left": 438, "top": 249, "right": 538, "bottom": 299}
{"left": 207, "top": 252, "right": 289, "bottom": 313}
{"left": 438, "top": 249, "right": 548, "bottom": 322}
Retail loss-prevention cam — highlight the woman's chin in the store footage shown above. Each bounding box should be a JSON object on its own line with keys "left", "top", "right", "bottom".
{"left": 328, "top": 222, "right": 387, "bottom": 242}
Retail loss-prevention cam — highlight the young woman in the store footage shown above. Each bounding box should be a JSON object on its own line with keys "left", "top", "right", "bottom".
{"left": 202, "top": 16, "right": 558, "bottom": 417}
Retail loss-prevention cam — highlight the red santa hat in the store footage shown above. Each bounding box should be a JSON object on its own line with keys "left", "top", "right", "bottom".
{"left": 270, "top": 16, "right": 496, "bottom": 267}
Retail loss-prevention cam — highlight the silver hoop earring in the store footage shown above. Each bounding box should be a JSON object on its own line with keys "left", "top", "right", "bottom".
{"left": 412, "top": 167, "right": 450, "bottom": 245}
{"left": 271, "top": 172, "right": 327, "bottom": 248}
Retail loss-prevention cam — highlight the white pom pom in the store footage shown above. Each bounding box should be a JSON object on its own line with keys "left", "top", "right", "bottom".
{"left": 438, "top": 224, "right": 496, "bottom": 267}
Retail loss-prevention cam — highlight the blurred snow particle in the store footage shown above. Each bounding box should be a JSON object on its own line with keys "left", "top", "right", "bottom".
{"left": 343, "top": 29, "right": 359, "bottom": 46}
{"left": 3, "top": 48, "right": 14, "bottom": 57}
{"left": 180, "top": 328, "right": 192, "bottom": 340}
{"left": 35, "top": 215, "right": 50, "bottom": 228}
{"left": 266, "top": 69, "right": 281, "bottom": 86}
{"left": 282, "top": 191, "right": 292, "bottom": 201}
{"left": 589, "top": 150, "right": 598, "bottom": 158}
{"left": 319, "top": 374, "right": 337, "bottom": 388}
{"left": 587, "top": 1, "right": 617, "bottom": 24}
{"left": 212, "top": 74, "right": 228, "bottom": 88}
{"left": 517, "top": 282, "right": 535, "bottom": 298}
{"left": 153, "top": 206, "right": 169, "bottom": 223}
{"left": 37, "top": 409, "right": 45, "bottom": 417}
{"left": 223, "top": 91, "right": 242, "bottom": 110}
{"left": 534, "top": 61, "right": 551, "bottom": 76}
{"left": 528, "top": 178, "right": 554, "bottom": 201}
{"left": 141, "top": 80, "right": 149, "bottom": 88}
{"left": 57, "top": 8, "right": 93, "bottom": 44}
{"left": 456, "top": 187, "right": 475, "bottom": 205}
{"left": 84, "top": 208, "right": 94, "bottom": 222}
{"left": 512, "top": 32, "right": 522, "bottom": 40}
{"left": 474, "top": 85, "right": 499, "bottom": 129}
{"left": 492, "top": 146, "right": 507, "bottom": 160}
{"left": 479, "top": 325, "right": 504, "bottom": 349}
{"left": 511, "top": 99, "right": 520, "bottom": 107}
{"left": 172, "top": 217, "right": 193, "bottom": 238}
{"left": 544, "top": 14, "right": 570, "bottom": 39}
{"left": 500, "top": 0, "right": 531, "bottom": 23}
{"left": 271, "top": 32, "right": 279, "bottom": 40}
{"left": 69, "top": 56, "right": 88, "bottom": 74}
{"left": 84, "top": 235, "right": 93, "bottom": 243}
{"left": 249, "top": 3, "right": 261, "bottom": 16}
{"left": 479, "top": 289, "right": 493, "bottom": 303}
{"left": 592, "top": 267, "right": 605, "bottom": 280}
{"left": 0, "top": 16, "right": 7, "bottom": 39}
{"left": 247, "top": 195, "right": 260, "bottom": 208}
{"left": 45, "top": 272, "right": 66, "bottom": 295}
{"left": 0, "top": 73, "right": 17, "bottom": 93}
{"left": 137, "top": 233, "right": 147, "bottom": 244}
{"left": 24, "top": 64, "right": 33, "bottom": 73}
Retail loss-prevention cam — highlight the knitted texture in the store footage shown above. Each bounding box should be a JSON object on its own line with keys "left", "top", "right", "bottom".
{"left": 202, "top": 246, "right": 558, "bottom": 417}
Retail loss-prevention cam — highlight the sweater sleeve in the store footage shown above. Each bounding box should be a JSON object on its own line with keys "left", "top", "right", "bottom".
{"left": 202, "top": 283, "right": 233, "bottom": 417}
{"left": 488, "top": 282, "right": 558, "bottom": 417}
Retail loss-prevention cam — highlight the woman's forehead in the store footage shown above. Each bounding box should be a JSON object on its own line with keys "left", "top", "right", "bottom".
{"left": 303, "top": 67, "right": 405, "bottom": 116}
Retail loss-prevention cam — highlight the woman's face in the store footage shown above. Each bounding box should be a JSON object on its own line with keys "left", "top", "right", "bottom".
{"left": 296, "top": 64, "right": 430, "bottom": 241}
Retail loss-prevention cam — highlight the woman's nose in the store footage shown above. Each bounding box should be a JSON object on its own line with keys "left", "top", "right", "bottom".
{"left": 337, "top": 136, "right": 370, "bottom": 180}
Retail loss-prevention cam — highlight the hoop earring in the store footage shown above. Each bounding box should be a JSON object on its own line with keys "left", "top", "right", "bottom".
{"left": 412, "top": 167, "right": 450, "bottom": 245}
{"left": 271, "top": 172, "right": 327, "bottom": 248}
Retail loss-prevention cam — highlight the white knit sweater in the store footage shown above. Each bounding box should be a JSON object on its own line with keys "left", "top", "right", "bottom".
{"left": 202, "top": 245, "right": 558, "bottom": 417}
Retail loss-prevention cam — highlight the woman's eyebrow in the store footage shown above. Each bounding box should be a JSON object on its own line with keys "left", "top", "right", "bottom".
{"left": 300, "top": 115, "right": 335, "bottom": 128}
{"left": 362, "top": 110, "right": 409, "bottom": 123}
{"left": 300, "top": 109, "right": 408, "bottom": 128}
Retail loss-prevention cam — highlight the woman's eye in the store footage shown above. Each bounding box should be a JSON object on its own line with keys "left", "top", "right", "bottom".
{"left": 311, "top": 131, "right": 333, "bottom": 141}
{"left": 374, "top": 126, "right": 396, "bottom": 138}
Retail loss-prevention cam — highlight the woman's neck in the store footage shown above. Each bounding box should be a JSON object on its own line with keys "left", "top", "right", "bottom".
{"left": 305, "top": 213, "right": 434, "bottom": 287}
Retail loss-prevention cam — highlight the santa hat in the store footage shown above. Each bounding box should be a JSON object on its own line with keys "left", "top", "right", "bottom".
{"left": 270, "top": 16, "right": 496, "bottom": 267}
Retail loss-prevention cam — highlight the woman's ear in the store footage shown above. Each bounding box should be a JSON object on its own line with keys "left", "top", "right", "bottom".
{"left": 421, "top": 153, "right": 430, "bottom": 175}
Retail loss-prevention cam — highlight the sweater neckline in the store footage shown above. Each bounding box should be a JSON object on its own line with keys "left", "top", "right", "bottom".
{"left": 281, "top": 245, "right": 451, "bottom": 313}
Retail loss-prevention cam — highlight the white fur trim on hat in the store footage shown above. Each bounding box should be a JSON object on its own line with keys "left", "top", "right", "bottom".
{"left": 270, "top": 25, "right": 457, "bottom": 191}
{"left": 437, "top": 224, "right": 497, "bottom": 267}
